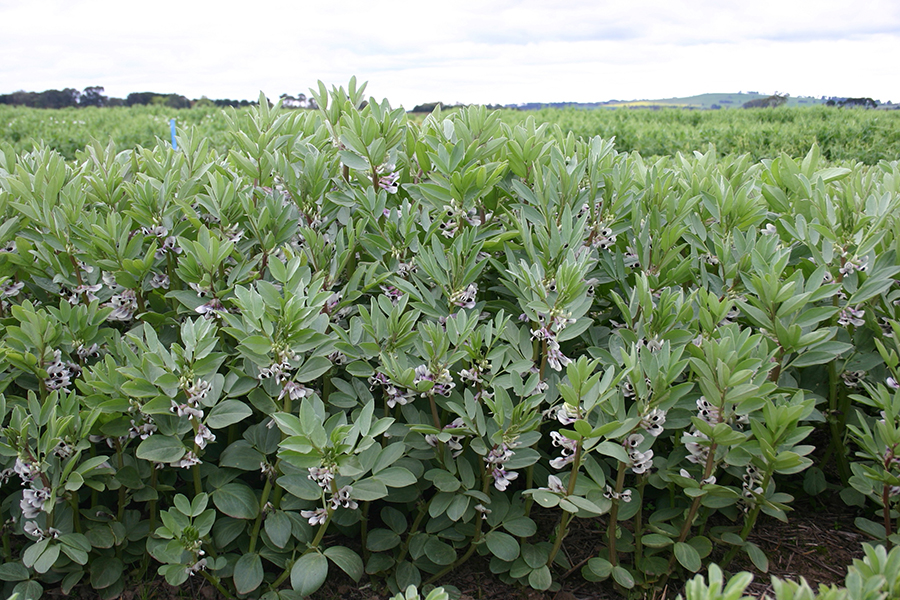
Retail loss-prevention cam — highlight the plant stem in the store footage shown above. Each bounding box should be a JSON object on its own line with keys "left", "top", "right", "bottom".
{"left": 547, "top": 443, "right": 583, "bottom": 568}
{"left": 607, "top": 460, "right": 627, "bottom": 566}
{"left": 200, "top": 570, "right": 236, "bottom": 600}
{"left": 248, "top": 476, "right": 273, "bottom": 554}
{"left": 634, "top": 477, "right": 647, "bottom": 565}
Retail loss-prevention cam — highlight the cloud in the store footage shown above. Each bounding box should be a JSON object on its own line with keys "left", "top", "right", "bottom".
{"left": 2, "top": 0, "right": 899, "bottom": 106}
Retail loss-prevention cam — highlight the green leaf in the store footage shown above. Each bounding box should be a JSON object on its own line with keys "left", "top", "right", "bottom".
{"left": 485, "top": 530, "right": 519, "bottom": 562}
{"left": 803, "top": 467, "right": 827, "bottom": 496}
{"left": 367, "top": 528, "right": 401, "bottom": 552}
{"left": 265, "top": 510, "right": 292, "bottom": 549}
{"left": 90, "top": 556, "right": 123, "bottom": 589}
{"left": 0, "top": 562, "right": 30, "bottom": 582}
{"left": 233, "top": 553, "right": 264, "bottom": 594}
{"left": 395, "top": 561, "right": 421, "bottom": 589}
{"left": 295, "top": 356, "right": 333, "bottom": 382}
{"left": 502, "top": 516, "right": 537, "bottom": 537}
{"left": 13, "top": 580, "right": 43, "bottom": 600}
{"left": 423, "top": 537, "right": 457, "bottom": 566}
{"left": 324, "top": 546, "right": 364, "bottom": 581}
{"left": 206, "top": 400, "right": 252, "bottom": 428}
{"left": 213, "top": 483, "right": 260, "bottom": 519}
{"left": 291, "top": 552, "right": 328, "bottom": 596}
{"left": 531, "top": 490, "right": 560, "bottom": 508}
{"left": 135, "top": 435, "right": 186, "bottom": 464}
{"left": 745, "top": 542, "right": 769, "bottom": 572}
{"left": 528, "top": 565, "right": 552, "bottom": 590}
{"left": 373, "top": 467, "right": 417, "bottom": 488}
{"left": 640, "top": 534, "right": 673, "bottom": 548}
{"left": 611, "top": 565, "right": 635, "bottom": 589}
{"left": 674, "top": 541, "right": 701, "bottom": 572}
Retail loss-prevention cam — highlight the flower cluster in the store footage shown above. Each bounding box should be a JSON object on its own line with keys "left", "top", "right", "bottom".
{"left": 369, "top": 372, "right": 415, "bottom": 409}
{"left": 741, "top": 464, "right": 764, "bottom": 502}
{"left": 531, "top": 326, "right": 572, "bottom": 372}
{"left": 839, "top": 255, "right": 868, "bottom": 277}
{"left": 842, "top": 370, "right": 866, "bottom": 388}
{"left": 450, "top": 283, "right": 477, "bottom": 309}
{"left": 44, "top": 349, "right": 78, "bottom": 393}
{"left": 684, "top": 430, "right": 711, "bottom": 465}
{"left": 639, "top": 407, "right": 666, "bottom": 436}
{"left": 603, "top": 486, "right": 632, "bottom": 502}
{"left": 413, "top": 364, "right": 455, "bottom": 397}
{"left": 552, "top": 402, "right": 580, "bottom": 425}
{"left": 377, "top": 165, "right": 400, "bottom": 194}
{"left": 549, "top": 431, "right": 578, "bottom": 469}
{"left": 485, "top": 439, "right": 520, "bottom": 492}
{"left": 838, "top": 306, "right": 865, "bottom": 327}
{"left": 624, "top": 433, "right": 654, "bottom": 474}
{"left": 106, "top": 288, "right": 138, "bottom": 321}
{"left": 424, "top": 417, "right": 466, "bottom": 457}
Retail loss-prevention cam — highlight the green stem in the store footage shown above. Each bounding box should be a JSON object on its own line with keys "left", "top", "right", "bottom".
{"left": 547, "top": 443, "right": 584, "bottom": 568}
{"left": 248, "top": 477, "right": 273, "bottom": 554}
{"left": 200, "top": 570, "right": 236, "bottom": 600}
{"left": 826, "top": 360, "right": 852, "bottom": 485}
{"left": 70, "top": 493, "right": 82, "bottom": 534}
{"left": 721, "top": 470, "right": 773, "bottom": 568}
{"left": 396, "top": 499, "right": 431, "bottom": 565}
{"left": 360, "top": 501, "right": 371, "bottom": 564}
{"left": 148, "top": 468, "right": 159, "bottom": 535}
{"left": 634, "top": 477, "right": 647, "bottom": 565}
{"left": 607, "top": 461, "right": 627, "bottom": 566}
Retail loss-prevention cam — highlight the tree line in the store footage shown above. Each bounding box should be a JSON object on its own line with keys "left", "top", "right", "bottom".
{"left": 0, "top": 86, "right": 316, "bottom": 110}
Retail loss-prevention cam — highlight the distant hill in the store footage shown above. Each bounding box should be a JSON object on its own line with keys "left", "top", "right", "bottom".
{"left": 510, "top": 93, "right": 867, "bottom": 111}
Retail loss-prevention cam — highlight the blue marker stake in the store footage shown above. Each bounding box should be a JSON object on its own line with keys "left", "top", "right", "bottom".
{"left": 170, "top": 118, "right": 178, "bottom": 150}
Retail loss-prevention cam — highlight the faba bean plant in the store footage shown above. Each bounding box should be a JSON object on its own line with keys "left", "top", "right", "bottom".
{"left": 2, "top": 78, "right": 900, "bottom": 599}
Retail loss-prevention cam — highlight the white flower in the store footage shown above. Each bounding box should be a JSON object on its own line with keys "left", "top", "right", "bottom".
{"left": 640, "top": 408, "right": 666, "bottom": 436}
{"left": 629, "top": 449, "right": 654, "bottom": 474}
{"left": 173, "top": 451, "right": 201, "bottom": 469}
{"left": 308, "top": 466, "right": 334, "bottom": 490}
{"left": 194, "top": 424, "right": 216, "bottom": 449}
{"left": 888, "top": 377, "right": 900, "bottom": 390}
{"left": 301, "top": 508, "right": 329, "bottom": 526}
{"left": 554, "top": 403, "right": 579, "bottom": 425}
{"left": 21, "top": 487, "right": 51, "bottom": 518}
{"left": 451, "top": 283, "right": 477, "bottom": 309}
{"left": 683, "top": 430, "right": 710, "bottom": 465}
{"left": 491, "top": 467, "right": 518, "bottom": 491}
{"left": 545, "top": 475, "right": 566, "bottom": 494}
{"left": 330, "top": 485, "right": 357, "bottom": 510}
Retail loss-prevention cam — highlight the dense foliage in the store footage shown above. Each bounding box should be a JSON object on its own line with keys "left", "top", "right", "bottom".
{"left": 3, "top": 101, "right": 900, "bottom": 163}
{"left": 2, "top": 79, "right": 900, "bottom": 600}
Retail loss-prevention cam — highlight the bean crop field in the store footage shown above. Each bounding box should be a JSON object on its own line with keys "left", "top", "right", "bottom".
{"left": 2, "top": 102, "right": 899, "bottom": 164}
{"left": 2, "top": 83, "right": 900, "bottom": 600}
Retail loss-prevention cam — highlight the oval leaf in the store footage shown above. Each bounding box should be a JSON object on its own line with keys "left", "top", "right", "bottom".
{"left": 485, "top": 531, "right": 520, "bottom": 562}
{"left": 213, "top": 483, "right": 259, "bottom": 519}
{"left": 291, "top": 552, "right": 328, "bottom": 596}
{"left": 233, "top": 553, "right": 263, "bottom": 594}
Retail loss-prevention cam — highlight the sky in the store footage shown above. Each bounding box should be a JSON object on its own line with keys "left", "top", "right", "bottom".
{"left": 1, "top": 0, "right": 899, "bottom": 108}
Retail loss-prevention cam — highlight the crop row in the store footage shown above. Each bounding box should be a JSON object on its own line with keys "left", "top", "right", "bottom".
{"left": 1, "top": 80, "right": 900, "bottom": 599}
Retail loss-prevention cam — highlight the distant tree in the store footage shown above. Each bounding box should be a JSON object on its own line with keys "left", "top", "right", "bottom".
{"left": 34, "top": 88, "right": 80, "bottom": 109}
{"left": 742, "top": 94, "right": 787, "bottom": 109}
{"left": 192, "top": 96, "right": 215, "bottom": 108}
{"left": 839, "top": 97, "right": 877, "bottom": 109}
{"left": 79, "top": 86, "right": 107, "bottom": 107}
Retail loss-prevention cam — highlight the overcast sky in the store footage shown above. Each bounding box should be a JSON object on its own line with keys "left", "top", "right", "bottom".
{"left": 2, "top": 0, "right": 899, "bottom": 108}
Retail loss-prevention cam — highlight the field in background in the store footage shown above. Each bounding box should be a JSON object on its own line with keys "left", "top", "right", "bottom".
{"left": 2, "top": 102, "right": 899, "bottom": 164}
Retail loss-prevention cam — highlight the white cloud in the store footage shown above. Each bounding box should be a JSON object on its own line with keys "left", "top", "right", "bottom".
{"left": 2, "top": 0, "right": 899, "bottom": 106}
